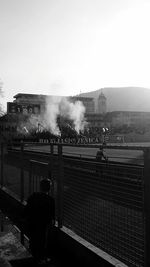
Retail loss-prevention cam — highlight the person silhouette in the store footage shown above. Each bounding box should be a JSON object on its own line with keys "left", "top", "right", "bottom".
{"left": 24, "top": 178, "right": 55, "bottom": 264}
{"left": 96, "top": 146, "right": 108, "bottom": 162}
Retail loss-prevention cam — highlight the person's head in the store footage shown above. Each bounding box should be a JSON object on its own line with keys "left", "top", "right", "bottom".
{"left": 40, "top": 178, "right": 51, "bottom": 193}
{"left": 99, "top": 145, "right": 103, "bottom": 151}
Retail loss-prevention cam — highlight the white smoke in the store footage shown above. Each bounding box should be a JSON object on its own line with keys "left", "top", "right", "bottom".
{"left": 42, "top": 96, "right": 61, "bottom": 135}
{"left": 59, "top": 97, "right": 86, "bottom": 133}
{"left": 44, "top": 96, "right": 86, "bottom": 135}
{"left": 17, "top": 115, "right": 40, "bottom": 135}
{"left": 16, "top": 96, "right": 87, "bottom": 136}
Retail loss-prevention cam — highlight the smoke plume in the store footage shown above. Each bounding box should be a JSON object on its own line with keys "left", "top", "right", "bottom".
{"left": 16, "top": 96, "right": 87, "bottom": 136}
{"left": 44, "top": 96, "right": 86, "bottom": 135}
{"left": 44, "top": 96, "right": 61, "bottom": 135}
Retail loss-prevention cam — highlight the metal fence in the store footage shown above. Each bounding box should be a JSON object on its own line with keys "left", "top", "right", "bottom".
{"left": 1, "top": 142, "right": 149, "bottom": 267}
{"left": 63, "top": 158, "right": 145, "bottom": 267}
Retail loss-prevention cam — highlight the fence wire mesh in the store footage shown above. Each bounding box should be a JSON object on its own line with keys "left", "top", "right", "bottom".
{"left": 1, "top": 143, "right": 146, "bottom": 267}
{"left": 63, "top": 158, "right": 145, "bottom": 267}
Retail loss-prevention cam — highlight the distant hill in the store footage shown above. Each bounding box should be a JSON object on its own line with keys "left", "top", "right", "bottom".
{"left": 78, "top": 87, "right": 150, "bottom": 112}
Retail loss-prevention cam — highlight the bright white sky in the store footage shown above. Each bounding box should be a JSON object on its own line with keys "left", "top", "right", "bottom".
{"left": 0, "top": 0, "right": 150, "bottom": 109}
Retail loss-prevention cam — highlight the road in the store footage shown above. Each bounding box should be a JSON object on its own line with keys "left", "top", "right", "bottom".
{"left": 23, "top": 142, "right": 149, "bottom": 165}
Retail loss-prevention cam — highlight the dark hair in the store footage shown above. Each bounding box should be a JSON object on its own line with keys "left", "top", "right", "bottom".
{"left": 40, "top": 179, "right": 51, "bottom": 192}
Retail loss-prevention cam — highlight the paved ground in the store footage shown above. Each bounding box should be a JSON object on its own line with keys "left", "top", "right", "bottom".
{"left": 10, "top": 257, "right": 62, "bottom": 267}
{"left": 24, "top": 143, "right": 144, "bottom": 164}
{"left": 0, "top": 231, "right": 67, "bottom": 267}
{"left": 0, "top": 213, "right": 64, "bottom": 267}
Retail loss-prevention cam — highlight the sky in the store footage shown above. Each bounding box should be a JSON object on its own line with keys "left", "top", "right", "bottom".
{"left": 1, "top": 0, "right": 150, "bottom": 110}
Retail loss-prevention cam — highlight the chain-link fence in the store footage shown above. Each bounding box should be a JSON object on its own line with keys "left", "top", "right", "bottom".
{"left": 0, "top": 142, "right": 148, "bottom": 266}
{"left": 63, "top": 158, "right": 145, "bottom": 267}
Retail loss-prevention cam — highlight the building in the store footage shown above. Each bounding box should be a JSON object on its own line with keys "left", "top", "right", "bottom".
{"left": 85, "top": 113, "right": 106, "bottom": 128}
{"left": 7, "top": 93, "right": 45, "bottom": 115}
{"left": 7, "top": 93, "right": 95, "bottom": 115}
{"left": 69, "top": 96, "right": 95, "bottom": 114}
{"left": 2, "top": 91, "right": 150, "bottom": 142}
{"left": 108, "top": 111, "right": 150, "bottom": 127}
{"left": 2, "top": 93, "right": 97, "bottom": 140}
{"left": 96, "top": 91, "right": 107, "bottom": 114}
{"left": 5, "top": 92, "right": 150, "bottom": 129}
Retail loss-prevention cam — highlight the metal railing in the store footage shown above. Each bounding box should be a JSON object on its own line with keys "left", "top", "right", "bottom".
{"left": 1, "top": 141, "right": 150, "bottom": 266}
{"left": 63, "top": 158, "right": 144, "bottom": 267}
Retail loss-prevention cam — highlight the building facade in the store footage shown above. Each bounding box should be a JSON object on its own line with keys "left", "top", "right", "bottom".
{"left": 108, "top": 111, "right": 150, "bottom": 127}
{"left": 96, "top": 91, "right": 107, "bottom": 114}
{"left": 2, "top": 91, "right": 150, "bottom": 142}
{"left": 69, "top": 96, "right": 95, "bottom": 114}
{"left": 7, "top": 93, "right": 95, "bottom": 115}
{"left": 7, "top": 93, "right": 46, "bottom": 115}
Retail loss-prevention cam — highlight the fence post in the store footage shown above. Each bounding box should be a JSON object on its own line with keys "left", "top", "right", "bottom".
{"left": 49, "top": 144, "right": 54, "bottom": 196}
{"left": 57, "top": 144, "right": 64, "bottom": 228}
{"left": 20, "top": 141, "right": 24, "bottom": 202}
{"left": 29, "top": 160, "right": 32, "bottom": 196}
{"left": 50, "top": 144, "right": 54, "bottom": 171}
{"left": 0, "top": 142, "right": 4, "bottom": 187}
{"left": 0, "top": 211, "right": 4, "bottom": 232}
{"left": 144, "top": 148, "right": 150, "bottom": 267}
